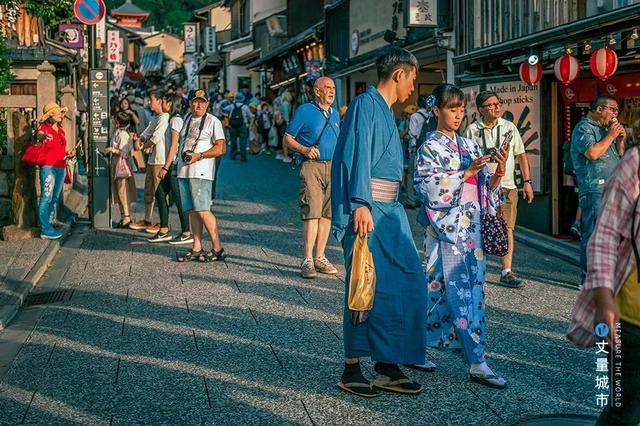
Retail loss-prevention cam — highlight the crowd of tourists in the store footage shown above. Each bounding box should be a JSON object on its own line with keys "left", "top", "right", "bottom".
{"left": 28, "top": 45, "right": 638, "bottom": 423}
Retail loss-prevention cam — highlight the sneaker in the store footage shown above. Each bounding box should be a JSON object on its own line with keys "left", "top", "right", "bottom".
{"left": 275, "top": 153, "right": 284, "bottom": 160}
{"left": 40, "top": 229, "right": 62, "bottom": 240}
{"left": 300, "top": 258, "right": 317, "bottom": 278}
{"left": 129, "top": 220, "right": 151, "bottom": 230}
{"left": 148, "top": 231, "right": 172, "bottom": 243}
{"left": 145, "top": 223, "right": 161, "bottom": 234}
{"left": 169, "top": 233, "right": 194, "bottom": 245}
{"left": 500, "top": 272, "right": 524, "bottom": 288}
{"left": 314, "top": 256, "right": 338, "bottom": 275}
{"left": 282, "top": 156, "right": 293, "bottom": 163}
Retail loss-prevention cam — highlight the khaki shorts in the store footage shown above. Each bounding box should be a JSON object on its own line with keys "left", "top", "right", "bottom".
{"left": 502, "top": 188, "right": 518, "bottom": 230}
{"left": 299, "top": 160, "right": 332, "bottom": 220}
{"left": 144, "top": 165, "right": 164, "bottom": 204}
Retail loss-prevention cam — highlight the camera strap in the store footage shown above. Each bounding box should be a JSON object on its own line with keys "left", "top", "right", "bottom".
{"left": 180, "top": 113, "right": 209, "bottom": 157}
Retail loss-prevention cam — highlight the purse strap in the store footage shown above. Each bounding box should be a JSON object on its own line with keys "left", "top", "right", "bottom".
{"left": 633, "top": 147, "right": 640, "bottom": 283}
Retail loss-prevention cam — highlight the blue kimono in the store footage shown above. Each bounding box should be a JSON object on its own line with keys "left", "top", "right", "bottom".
{"left": 413, "top": 131, "right": 501, "bottom": 365}
{"left": 332, "top": 87, "right": 427, "bottom": 365}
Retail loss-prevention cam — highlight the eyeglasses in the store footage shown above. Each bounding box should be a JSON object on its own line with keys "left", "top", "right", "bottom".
{"left": 481, "top": 101, "right": 502, "bottom": 110}
{"left": 598, "top": 105, "right": 619, "bottom": 114}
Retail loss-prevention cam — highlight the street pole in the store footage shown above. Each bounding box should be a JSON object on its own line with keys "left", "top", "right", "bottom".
{"left": 88, "top": 24, "right": 95, "bottom": 68}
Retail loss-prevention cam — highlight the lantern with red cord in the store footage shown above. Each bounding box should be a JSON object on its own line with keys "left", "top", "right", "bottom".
{"left": 554, "top": 54, "right": 580, "bottom": 85}
{"left": 519, "top": 61, "right": 543, "bottom": 85}
{"left": 590, "top": 46, "right": 618, "bottom": 80}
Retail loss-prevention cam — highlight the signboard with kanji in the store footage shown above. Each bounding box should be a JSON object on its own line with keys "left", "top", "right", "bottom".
{"left": 107, "top": 30, "right": 121, "bottom": 63}
{"left": 405, "top": 0, "right": 438, "bottom": 27}
{"left": 184, "top": 23, "right": 197, "bottom": 53}
{"left": 89, "top": 68, "right": 111, "bottom": 228}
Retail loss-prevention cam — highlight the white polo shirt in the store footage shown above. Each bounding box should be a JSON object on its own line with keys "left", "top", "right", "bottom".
{"left": 463, "top": 117, "right": 526, "bottom": 190}
{"left": 177, "top": 113, "right": 225, "bottom": 181}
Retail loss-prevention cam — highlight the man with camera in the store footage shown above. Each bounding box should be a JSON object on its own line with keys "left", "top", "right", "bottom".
{"left": 570, "top": 94, "right": 625, "bottom": 283}
{"left": 176, "top": 89, "right": 227, "bottom": 263}
{"left": 464, "top": 90, "right": 533, "bottom": 289}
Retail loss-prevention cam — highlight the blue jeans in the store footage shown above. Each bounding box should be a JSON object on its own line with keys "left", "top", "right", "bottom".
{"left": 579, "top": 191, "right": 602, "bottom": 283}
{"left": 38, "top": 166, "right": 65, "bottom": 234}
{"left": 229, "top": 126, "right": 248, "bottom": 161}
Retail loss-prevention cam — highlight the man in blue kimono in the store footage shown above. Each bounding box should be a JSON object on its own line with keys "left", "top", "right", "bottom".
{"left": 332, "top": 46, "right": 427, "bottom": 398}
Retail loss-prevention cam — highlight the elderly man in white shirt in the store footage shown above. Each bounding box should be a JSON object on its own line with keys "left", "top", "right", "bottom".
{"left": 130, "top": 91, "right": 169, "bottom": 233}
{"left": 464, "top": 90, "right": 534, "bottom": 289}
{"left": 176, "top": 89, "right": 227, "bottom": 263}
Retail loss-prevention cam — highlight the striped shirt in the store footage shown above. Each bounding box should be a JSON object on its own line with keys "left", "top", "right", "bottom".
{"left": 567, "top": 147, "right": 640, "bottom": 347}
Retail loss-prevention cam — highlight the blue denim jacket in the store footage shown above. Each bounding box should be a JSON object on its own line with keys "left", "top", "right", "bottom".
{"left": 570, "top": 117, "right": 621, "bottom": 197}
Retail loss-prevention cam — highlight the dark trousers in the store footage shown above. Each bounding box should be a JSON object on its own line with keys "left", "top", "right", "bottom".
{"left": 229, "top": 126, "right": 248, "bottom": 161}
{"left": 579, "top": 191, "right": 602, "bottom": 283}
{"left": 260, "top": 129, "right": 271, "bottom": 149}
{"left": 596, "top": 321, "right": 640, "bottom": 425}
{"left": 156, "top": 165, "right": 189, "bottom": 233}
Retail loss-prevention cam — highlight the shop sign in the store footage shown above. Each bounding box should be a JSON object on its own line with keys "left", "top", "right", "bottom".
{"left": 460, "top": 85, "right": 480, "bottom": 135}
{"left": 486, "top": 81, "right": 542, "bottom": 192}
{"left": 59, "top": 24, "right": 84, "bottom": 48}
{"left": 107, "top": 30, "right": 121, "bottom": 63}
{"left": 184, "top": 23, "right": 198, "bottom": 53}
{"left": 405, "top": 0, "right": 438, "bottom": 27}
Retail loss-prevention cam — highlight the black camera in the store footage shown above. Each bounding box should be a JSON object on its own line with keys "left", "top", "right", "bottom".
{"left": 182, "top": 150, "right": 195, "bottom": 163}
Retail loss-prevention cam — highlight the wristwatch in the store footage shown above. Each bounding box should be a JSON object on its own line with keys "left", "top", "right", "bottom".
{"left": 523, "top": 179, "right": 532, "bottom": 185}
{"left": 198, "top": 152, "right": 204, "bottom": 161}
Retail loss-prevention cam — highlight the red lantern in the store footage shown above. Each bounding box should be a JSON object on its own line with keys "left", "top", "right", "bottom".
{"left": 590, "top": 46, "right": 618, "bottom": 80}
{"left": 519, "top": 62, "right": 543, "bottom": 85}
{"left": 554, "top": 54, "right": 580, "bottom": 84}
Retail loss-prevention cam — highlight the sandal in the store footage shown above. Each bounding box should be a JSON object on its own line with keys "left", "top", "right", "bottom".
{"left": 118, "top": 216, "right": 132, "bottom": 229}
{"left": 469, "top": 372, "right": 507, "bottom": 389}
{"left": 403, "top": 361, "right": 436, "bottom": 372}
{"left": 336, "top": 381, "right": 379, "bottom": 398}
{"left": 199, "top": 248, "right": 226, "bottom": 262}
{"left": 372, "top": 363, "right": 422, "bottom": 395}
{"left": 177, "top": 249, "right": 202, "bottom": 263}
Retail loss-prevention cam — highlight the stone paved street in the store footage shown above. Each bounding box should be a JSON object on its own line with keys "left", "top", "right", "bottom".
{"left": 0, "top": 153, "right": 598, "bottom": 424}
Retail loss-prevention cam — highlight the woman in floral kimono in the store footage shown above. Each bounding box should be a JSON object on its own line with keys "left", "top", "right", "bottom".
{"left": 413, "top": 84, "right": 510, "bottom": 389}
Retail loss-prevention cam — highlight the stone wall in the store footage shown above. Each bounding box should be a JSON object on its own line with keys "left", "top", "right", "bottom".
{"left": 0, "top": 154, "right": 13, "bottom": 226}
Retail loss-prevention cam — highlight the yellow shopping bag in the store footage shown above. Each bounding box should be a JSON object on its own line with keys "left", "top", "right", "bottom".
{"left": 348, "top": 234, "right": 376, "bottom": 325}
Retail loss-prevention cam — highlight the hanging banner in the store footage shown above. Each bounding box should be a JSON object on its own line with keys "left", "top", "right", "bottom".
{"left": 107, "top": 30, "right": 121, "bottom": 63}
{"left": 95, "top": 15, "right": 106, "bottom": 47}
{"left": 184, "top": 23, "right": 197, "bottom": 53}
{"left": 110, "top": 63, "right": 126, "bottom": 90}
{"left": 486, "top": 81, "right": 542, "bottom": 192}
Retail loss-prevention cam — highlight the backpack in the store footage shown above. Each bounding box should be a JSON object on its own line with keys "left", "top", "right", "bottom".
{"left": 229, "top": 104, "right": 244, "bottom": 128}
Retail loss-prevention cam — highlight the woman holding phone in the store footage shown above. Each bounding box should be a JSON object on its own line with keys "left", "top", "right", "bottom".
{"left": 412, "top": 84, "right": 510, "bottom": 389}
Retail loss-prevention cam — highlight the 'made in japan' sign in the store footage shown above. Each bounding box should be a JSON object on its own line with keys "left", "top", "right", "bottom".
{"left": 487, "top": 81, "right": 542, "bottom": 192}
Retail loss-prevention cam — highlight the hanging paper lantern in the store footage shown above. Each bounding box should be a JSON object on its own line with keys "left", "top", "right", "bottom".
{"left": 554, "top": 54, "right": 580, "bottom": 84}
{"left": 590, "top": 46, "right": 618, "bottom": 80}
{"left": 519, "top": 62, "right": 543, "bottom": 85}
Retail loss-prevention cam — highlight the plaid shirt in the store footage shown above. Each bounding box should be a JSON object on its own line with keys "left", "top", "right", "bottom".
{"left": 567, "top": 148, "right": 640, "bottom": 347}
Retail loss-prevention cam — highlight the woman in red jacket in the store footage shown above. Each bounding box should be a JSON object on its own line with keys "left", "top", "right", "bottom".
{"left": 37, "top": 103, "right": 75, "bottom": 239}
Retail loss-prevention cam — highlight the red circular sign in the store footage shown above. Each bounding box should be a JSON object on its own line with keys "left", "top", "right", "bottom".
{"left": 73, "top": 0, "right": 105, "bottom": 25}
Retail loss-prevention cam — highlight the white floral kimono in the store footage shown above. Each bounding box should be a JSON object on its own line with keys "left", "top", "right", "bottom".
{"left": 413, "top": 131, "right": 502, "bottom": 365}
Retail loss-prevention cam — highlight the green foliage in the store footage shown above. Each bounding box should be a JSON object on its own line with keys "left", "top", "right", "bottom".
{"left": 0, "top": 0, "right": 74, "bottom": 27}
{"left": 0, "top": 36, "right": 13, "bottom": 153}
{"left": 105, "top": 0, "right": 213, "bottom": 31}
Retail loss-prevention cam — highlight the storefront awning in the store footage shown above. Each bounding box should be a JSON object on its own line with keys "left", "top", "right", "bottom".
{"left": 197, "top": 52, "right": 223, "bottom": 75}
{"left": 246, "top": 21, "right": 323, "bottom": 70}
{"left": 140, "top": 46, "right": 163, "bottom": 75}
{"left": 327, "top": 39, "right": 437, "bottom": 80}
{"left": 454, "top": 4, "right": 640, "bottom": 65}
